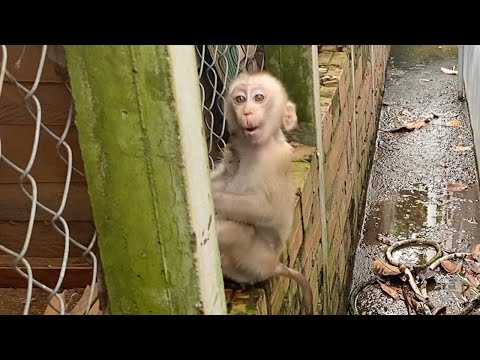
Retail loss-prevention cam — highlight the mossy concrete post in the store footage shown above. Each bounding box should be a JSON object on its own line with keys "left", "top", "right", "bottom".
{"left": 265, "top": 45, "right": 318, "bottom": 146}
{"left": 64, "top": 45, "right": 226, "bottom": 315}
{"left": 265, "top": 45, "right": 331, "bottom": 314}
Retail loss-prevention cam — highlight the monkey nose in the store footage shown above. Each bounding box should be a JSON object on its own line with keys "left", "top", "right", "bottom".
{"left": 243, "top": 109, "right": 253, "bottom": 116}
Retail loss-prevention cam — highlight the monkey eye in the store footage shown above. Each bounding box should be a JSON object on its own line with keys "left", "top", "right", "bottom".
{"left": 234, "top": 95, "right": 246, "bottom": 104}
{"left": 254, "top": 94, "right": 265, "bottom": 102}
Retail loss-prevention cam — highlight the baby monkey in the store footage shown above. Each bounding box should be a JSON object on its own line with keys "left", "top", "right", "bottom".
{"left": 210, "top": 71, "right": 313, "bottom": 315}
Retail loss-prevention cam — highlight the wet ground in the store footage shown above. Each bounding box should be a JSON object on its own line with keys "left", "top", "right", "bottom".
{"left": 350, "top": 45, "right": 480, "bottom": 315}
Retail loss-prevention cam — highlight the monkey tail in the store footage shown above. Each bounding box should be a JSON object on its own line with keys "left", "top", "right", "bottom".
{"left": 275, "top": 263, "right": 314, "bottom": 315}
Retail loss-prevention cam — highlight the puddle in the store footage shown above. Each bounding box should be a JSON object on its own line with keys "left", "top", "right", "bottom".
{"left": 391, "top": 243, "right": 438, "bottom": 267}
{"left": 350, "top": 45, "right": 480, "bottom": 315}
{"left": 390, "top": 45, "right": 458, "bottom": 70}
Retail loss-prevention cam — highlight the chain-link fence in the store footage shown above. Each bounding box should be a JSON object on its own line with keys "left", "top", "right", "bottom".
{"left": 0, "top": 45, "right": 98, "bottom": 315}
{"left": 0, "top": 45, "right": 266, "bottom": 315}
{"left": 195, "top": 45, "right": 265, "bottom": 167}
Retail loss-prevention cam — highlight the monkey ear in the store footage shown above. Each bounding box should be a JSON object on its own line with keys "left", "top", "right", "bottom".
{"left": 283, "top": 101, "right": 298, "bottom": 132}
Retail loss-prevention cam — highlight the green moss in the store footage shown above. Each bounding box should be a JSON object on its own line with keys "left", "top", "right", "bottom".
{"left": 265, "top": 46, "right": 317, "bottom": 146}
{"left": 65, "top": 45, "right": 201, "bottom": 314}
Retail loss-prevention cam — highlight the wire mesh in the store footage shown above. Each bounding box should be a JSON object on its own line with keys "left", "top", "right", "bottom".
{"left": 195, "top": 45, "right": 265, "bottom": 167}
{"left": 0, "top": 45, "right": 98, "bottom": 315}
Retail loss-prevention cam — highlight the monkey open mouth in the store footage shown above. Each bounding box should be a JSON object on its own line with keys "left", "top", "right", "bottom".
{"left": 244, "top": 126, "right": 259, "bottom": 134}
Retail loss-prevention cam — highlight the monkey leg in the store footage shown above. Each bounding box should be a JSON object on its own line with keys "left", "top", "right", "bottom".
{"left": 216, "top": 219, "right": 279, "bottom": 284}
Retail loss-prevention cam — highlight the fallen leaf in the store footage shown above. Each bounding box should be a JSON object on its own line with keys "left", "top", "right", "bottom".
{"left": 70, "top": 285, "right": 98, "bottom": 315}
{"left": 385, "top": 119, "right": 430, "bottom": 133}
{"left": 446, "top": 119, "right": 461, "bottom": 127}
{"left": 469, "top": 262, "right": 480, "bottom": 274}
{"left": 373, "top": 259, "right": 402, "bottom": 276}
{"left": 378, "top": 282, "right": 404, "bottom": 300}
{"left": 406, "top": 120, "right": 429, "bottom": 129}
{"left": 466, "top": 273, "right": 480, "bottom": 287}
{"left": 377, "top": 233, "right": 396, "bottom": 245}
{"left": 87, "top": 299, "right": 103, "bottom": 315}
{"left": 453, "top": 145, "right": 473, "bottom": 152}
{"left": 441, "top": 67, "right": 458, "bottom": 75}
{"left": 44, "top": 291, "right": 66, "bottom": 315}
{"left": 441, "top": 260, "right": 461, "bottom": 274}
{"left": 446, "top": 182, "right": 468, "bottom": 192}
{"left": 402, "top": 284, "right": 419, "bottom": 315}
{"left": 419, "top": 78, "right": 432, "bottom": 82}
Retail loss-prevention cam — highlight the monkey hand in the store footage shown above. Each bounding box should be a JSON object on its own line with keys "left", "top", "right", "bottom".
{"left": 212, "top": 190, "right": 274, "bottom": 226}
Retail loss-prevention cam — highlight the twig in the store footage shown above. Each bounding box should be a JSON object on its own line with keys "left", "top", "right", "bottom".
{"left": 402, "top": 268, "right": 425, "bottom": 301}
{"left": 420, "top": 280, "right": 428, "bottom": 299}
{"left": 428, "top": 252, "right": 470, "bottom": 270}
{"left": 402, "top": 267, "right": 431, "bottom": 315}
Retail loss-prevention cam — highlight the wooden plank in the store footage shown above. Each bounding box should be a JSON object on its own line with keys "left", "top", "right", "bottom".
{"left": 0, "top": 82, "right": 72, "bottom": 125}
{"left": 0, "top": 256, "right": 93, "bottom": 288}
{"left": 0, "top": 221, "right": 95, "bottom": 257}
{"left": 0, "top": 183, "right": 93, "bottom": 221}
{"left": 5, "top": 45, "right": 66, "bottom": 83}
{"left": 0, "top": 125, "right": 86, "bottom": 183}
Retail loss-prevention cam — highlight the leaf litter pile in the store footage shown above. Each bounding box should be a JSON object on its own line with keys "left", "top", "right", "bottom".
{"left": 43, "top": 283, "right": 103, "bottom": 315}
{"left": 350, "top": 237, "right": 480, "bottom": 315}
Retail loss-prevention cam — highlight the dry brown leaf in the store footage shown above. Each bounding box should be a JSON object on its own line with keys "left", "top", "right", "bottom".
{"left": 446, "top": 182, "right": 468, "bottom": 192}
{"left": 87, "top": 299, "right": 103, "bottom": 315}
{"left": 446, "top": 119, "right": 461, "bottom": 127}
{"left": 466, "top": 272, "right": 480, "bottom": 287}
{"left": 406, "top": 120, "right": 428, "bottom": 129}
{"left": 379, "top": 282, "right": 404, "bottom": 300}
{"left": 441, "top": 67, "right": 458, "bottom": 75}
{"left": 468, "top": 262, "right": 480, "bottom": 274}
{"left": 70, "top": 285, "right": 98, "bottom": 315}
{"left": 453, "top": 145, "right": 472, "bottom": 152}
{"left": 441, "top": 260, "right": 461, "bottom": 274}
{"left": 373, "top": 259, "right": 402, "bottom": 276}
{"left": 44, "top": 291, "right": 66, "bottom": 315}
{"left": 385, "top": 119, "right": 430, "bottom": 133}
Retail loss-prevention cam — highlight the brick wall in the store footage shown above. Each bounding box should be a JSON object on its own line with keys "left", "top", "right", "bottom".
{"left": 225, "top": 45, "right": 390, "bottom": 315}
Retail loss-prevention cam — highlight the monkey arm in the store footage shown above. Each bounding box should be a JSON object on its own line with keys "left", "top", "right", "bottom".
{"left": 213, "top": 190, "right": 275, "bottom": 226}
{"left": 210, "top": 163, "right": 228, "bottom": 192}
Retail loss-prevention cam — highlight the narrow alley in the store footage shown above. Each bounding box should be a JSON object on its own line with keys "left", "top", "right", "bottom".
{"left": 350, "top": 46, "right": 480, "bottom": 315}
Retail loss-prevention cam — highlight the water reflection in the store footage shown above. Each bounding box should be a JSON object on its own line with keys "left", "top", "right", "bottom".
{"left": 364, "top": 186, "right": 480, "bottom": 252}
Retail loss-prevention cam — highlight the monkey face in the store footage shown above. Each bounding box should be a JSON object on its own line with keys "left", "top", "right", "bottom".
{"left": 228, "top": 89, "right": 270, "bottom": 144}
{"left": 225, "top": 72, "right": 297, "bottom": 146}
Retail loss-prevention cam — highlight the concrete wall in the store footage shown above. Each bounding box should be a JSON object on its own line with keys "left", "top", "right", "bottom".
{"left": 463, "top": 46, "right": 480, "bottom": 168}
{"left": 226, "top": 45, "right": 391, "bottom": 314}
